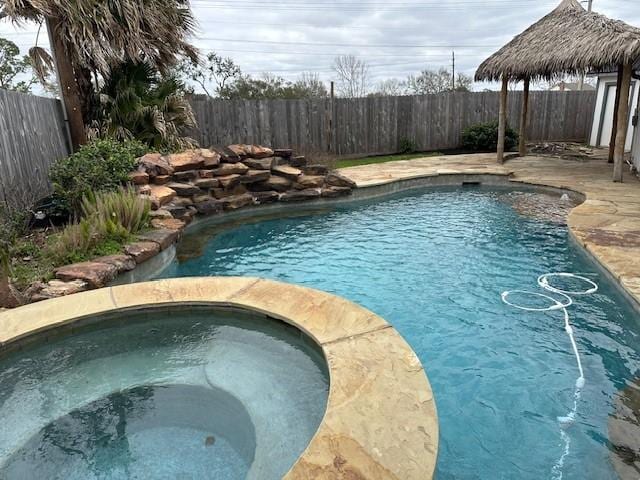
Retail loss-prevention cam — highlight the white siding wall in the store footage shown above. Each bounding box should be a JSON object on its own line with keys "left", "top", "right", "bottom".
{"left": 589, "top": 72, "right": 639, "bottom": 152}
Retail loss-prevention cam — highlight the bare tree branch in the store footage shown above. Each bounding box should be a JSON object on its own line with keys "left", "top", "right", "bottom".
{"left": 332, "top": 55, "right": 370, "bottom": 98}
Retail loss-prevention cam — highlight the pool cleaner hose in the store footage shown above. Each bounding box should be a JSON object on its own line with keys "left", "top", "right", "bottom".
{"left": 501, "top": 273, "right": 598, "bottom": 479}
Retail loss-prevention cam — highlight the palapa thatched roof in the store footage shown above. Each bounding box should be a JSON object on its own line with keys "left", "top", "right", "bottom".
{"left": 475, "top": 0, "right": 640, "bottom": 82}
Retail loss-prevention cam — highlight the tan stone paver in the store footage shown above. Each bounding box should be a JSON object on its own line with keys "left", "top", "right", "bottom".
{"left": 340, "top": 153, "right": 640, "bottom": 308}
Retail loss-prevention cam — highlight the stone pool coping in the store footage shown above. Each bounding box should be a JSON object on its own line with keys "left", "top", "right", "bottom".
{"left": 339, "top": 153, "right": 640, "bottom": 310}
{"left": 0, "top": 277, "right": 438, "bottom": 479}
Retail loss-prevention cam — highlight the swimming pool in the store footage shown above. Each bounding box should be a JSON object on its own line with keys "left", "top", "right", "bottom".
{"left": 0, "top": 308, "right": 329, "bottom": 479}
{"left": 162, "top": 186, "right": 640, "bottom": 479}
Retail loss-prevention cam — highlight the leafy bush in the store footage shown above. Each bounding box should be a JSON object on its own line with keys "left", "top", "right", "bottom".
{"left": 50, "top": 188, "right": 150, "bottom": 265}
{"left": 399, "top": 137, "right": 417, "bottom": 154}
{"left": 49, "top": 138, "right": 147, "bottom": 215}
{"left": 462, "top": 121, "right": 518, "bottom": 152}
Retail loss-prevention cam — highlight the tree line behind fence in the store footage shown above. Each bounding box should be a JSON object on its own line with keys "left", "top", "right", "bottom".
{"left": 190, "top": 90, "right": 596, "bottom": 156}
{"left": 1, "top": 89, "right": 596, "bottom": 209}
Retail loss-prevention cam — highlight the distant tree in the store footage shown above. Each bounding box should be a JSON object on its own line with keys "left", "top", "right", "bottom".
{"left": 292, "top": 72, "right": 328, "bottom": 98}
{"left": 407, "top": 68, "right": 472, "bottom": 94}
{"left": 179, "top": 52, "right": 242, "bottom": 97}
{"left": 333, "top": 55, "right": 370, "bottom": 98}
{"left": 454, "top": 73, "right": 473, "bottom": 92}
{"left": 370, "top": 78, "right": 408, "bottom": 97}
{"left": 0, "top": 37, "right": 37, "bottom": 92}
{"left": 220, "top": 72, "right": 327, "bottom": 100}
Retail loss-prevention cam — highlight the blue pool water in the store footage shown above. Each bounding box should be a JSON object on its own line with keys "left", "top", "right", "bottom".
{"left": 162, "top": 186, "right": 640, "bottom": 479}
{"left": 0, "top": 308, "right": 328, "bottom": 479}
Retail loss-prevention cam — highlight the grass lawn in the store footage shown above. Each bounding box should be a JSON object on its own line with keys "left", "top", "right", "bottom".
{"left": 335, "top": 151, "right": 442, "bottom": 169}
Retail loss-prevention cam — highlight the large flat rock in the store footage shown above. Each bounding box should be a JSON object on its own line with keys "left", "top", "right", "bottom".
{"left": 55, "top": 261, "right": 119, "bottom": 289}
{"left": 252, "top": 176, "right": 291, "bottom": 192}
{"left": 272, "top": 165, "right": 302, "bottom": 181}
{"left": 167, "top": 150, "right": 205, "bottom": 172}
{"left": 166, "top": 182, "right": 201, "bottom": 197}
{"left": 148, "top": 185, "right": 177, "bottom": 206}
{"left": 240, "top": 170, "right": 271, "bottom": 184}
{"left": 213, "top": 163, "right": 250, "bottom": 176}
{"left": 137, "top": 153, "right": 174, "bottom": 177}
{"left": 124, "top": 242, "right": 161, "bottom": 264}
{"left": 138, "top": 228, "right": 181, "bottom": 251}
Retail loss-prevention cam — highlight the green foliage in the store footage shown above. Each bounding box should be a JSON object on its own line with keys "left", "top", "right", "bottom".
{"left": 0, "top": 36, "right": 37, "bottom": 93}
{"left": 399, "top": 137, "right": 418, "bottom": 154}
{"left": 49, "top": 138, "right": 147, "bottom": 215}
{"left": 178, "top": 52, "right": 242, "bottom": 97}
{"left": 407, "top": 68, "right": 473, "bottom": 95}
{"left": 462, "top": 121, "right": 519, "bottom": 152}
{"left": 91, "top": 61, "right": 197, "bottom": 150}
{"left": 50, "top": 188, "right": 150, "bottom": 265}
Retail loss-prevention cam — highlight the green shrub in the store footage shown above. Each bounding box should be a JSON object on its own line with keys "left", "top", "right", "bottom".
{"left": 462, "top": 121, "right": 518, "bottom": 152}
{"left": 49, "top": 188, "right": 150, "bottom": 265}
{"left": 49, "top": 138, "right": 147, "bottom": 216}
{"left": 399, "top": 137, "right": 418, "bottom": 154}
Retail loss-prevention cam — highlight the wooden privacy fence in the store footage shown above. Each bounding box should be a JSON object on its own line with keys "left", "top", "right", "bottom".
{"left": 0, "top": 89, "right": 70, "bottom": 210}
{"left": 190, "top": 90, "right": 597, "bottom": 156}
{"left": 0, "top": 89, "right": 596, "bottom": 210}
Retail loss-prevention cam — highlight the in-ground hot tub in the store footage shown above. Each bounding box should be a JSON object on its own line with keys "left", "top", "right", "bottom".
{"left": 0, "top": 278, "right": 438, "bottom": 479}
{"left": 0, "top": 307, "right": 329, "bottom": 479}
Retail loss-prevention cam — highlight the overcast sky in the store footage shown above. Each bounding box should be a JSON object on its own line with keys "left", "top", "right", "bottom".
{"left": 1, "top": 0, "right": 638, "bottom": 93}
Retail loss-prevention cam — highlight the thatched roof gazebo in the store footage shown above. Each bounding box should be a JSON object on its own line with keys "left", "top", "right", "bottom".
{"left": 475, "top": 0, "right": 640, "bottom": 182}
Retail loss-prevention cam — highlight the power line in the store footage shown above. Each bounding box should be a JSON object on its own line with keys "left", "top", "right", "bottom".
{"left": 198, "top": 37, "right": 500, "bottom": 48}
{"left": 195, "top": 47, "right": 479, "bottom": 58}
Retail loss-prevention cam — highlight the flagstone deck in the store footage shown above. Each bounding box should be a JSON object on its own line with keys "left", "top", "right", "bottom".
{"left": 339, "top": 153, "right": 640, "bottom": 309}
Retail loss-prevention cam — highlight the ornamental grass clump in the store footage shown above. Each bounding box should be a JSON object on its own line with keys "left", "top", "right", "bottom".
{"left": 50, "top": 188, "right": 150, "bottom": 265}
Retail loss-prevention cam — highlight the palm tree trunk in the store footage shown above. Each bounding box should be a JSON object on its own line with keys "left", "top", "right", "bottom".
{"left": 47, "top": 16, "right": 87, "bottom": 150}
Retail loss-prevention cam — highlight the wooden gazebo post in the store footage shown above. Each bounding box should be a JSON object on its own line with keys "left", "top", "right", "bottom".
{"left": 518, "top": 78, "right": 530, "bottom": 157}
{"left": 613, "top": 62, "right": 633, "bottom": 182}
{"left": 608, "top": 66, "right": 624, "bottom": 164}
{"left": 497, "top": 76, "right": 509, "bottom": 164}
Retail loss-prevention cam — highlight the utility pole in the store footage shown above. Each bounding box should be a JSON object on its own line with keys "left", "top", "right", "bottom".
{"left": 452, "top": 51, "right": 456, "bottom": 91}
{"left": 327, "top": 81, "right": 335, "bottom": 154}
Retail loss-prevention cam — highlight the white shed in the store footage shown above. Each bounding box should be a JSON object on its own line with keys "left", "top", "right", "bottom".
{"left": 589, "top": 70, "right": 640, "bottom": 170}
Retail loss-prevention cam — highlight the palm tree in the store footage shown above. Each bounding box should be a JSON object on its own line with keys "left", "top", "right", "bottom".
{"left": 0, "top": 0, "right": 197, "bottom": 149}
{"left": 90, "top": 61, "right": 196, "bottom": 150}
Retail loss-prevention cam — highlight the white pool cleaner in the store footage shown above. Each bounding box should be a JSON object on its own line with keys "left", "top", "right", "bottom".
{"left": 501, "top": 273, "right": 598, "bottom": 479}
